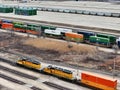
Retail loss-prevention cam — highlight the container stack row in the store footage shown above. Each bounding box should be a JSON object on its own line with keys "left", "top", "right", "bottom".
{"left": 0, "top": 5, "right": 13, "bottom": 13}
{"left": 15, "top": 7, "right": 37, "bottom": 16}
{"left": 0, "top": 5, "right": 37, "bottom": 16}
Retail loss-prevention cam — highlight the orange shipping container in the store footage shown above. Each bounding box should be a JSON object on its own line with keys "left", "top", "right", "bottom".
{"left": 0, "top": 20, "right": 2, "bottom": 24}
{"left": 65, "top": 32, "right": 83, "bottom": 39}
{"left": 26, "top": 30, "right": 39, "bottom": 35}
{"left": 13, "top": 28, "right": 26, "bottom": 32}
{"left": 1, "top": 23, "right": 13, "bottom": 29}
{"left": 81, "top": 72, "right": 117, "bottom": 90}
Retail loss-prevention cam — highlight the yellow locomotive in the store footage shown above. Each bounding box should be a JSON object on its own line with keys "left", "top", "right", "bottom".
{"left": 42, "top": 65, "right": 73, "bottom": 80}
{"left": 16, "top": 57, "right": 41, "bottom": 70}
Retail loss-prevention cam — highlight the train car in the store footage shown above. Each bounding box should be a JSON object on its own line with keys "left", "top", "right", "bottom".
{"left": 1, "top": 19, "right": 12, "bottom": 23}
{"left": 65, "top": 32, "right": 83, "bottom": 43}
{"left": 0, "top": 20, "right": 2, "bottom": 28}
{"left": 77, "top": 31, "right": 95, "bottom": 42}
{"left": 96, "top": 33, "right": 117, "bottom": 45}
{"left": 13, "top": 24, "right": 26, "bottom": 32}
{"left": 41, "top": 25, "right": 56, "bottom": 31}
{"left": 116, "top": 37, "right": 120, "bottom": 48}
{"left": 1, "top": 23, "right": 13, "bottom": 30}
{"left": 26, "top": 24, "right": 40, "bottom": 35}
{"left": 44, "top": 29, "right": 62, "bottom": 39}
{"left": 89, "top": 36, "right": 110, "bottom": 47}
{"left": 16, "top": 57, "right": 41, "bottom": 70}
{"left": 55, "top": 28, "right": 72, "bottom": 33}
{"left": 81, "top": 72, "right": 117, "bottom": 90}
{"left": 97, "top": 12, "right": 105, "bottom": 16}
{"left": 55, "top": 28, "right": 72, "bottom": 39}
{"left": 42, "top": 65, "right": 74, "bottom": 80}
{"left": 118, "top": 41, "right": 120, "bottom": 48}
{"left": 13, "top": 21, "right": 24, "bottom": 25}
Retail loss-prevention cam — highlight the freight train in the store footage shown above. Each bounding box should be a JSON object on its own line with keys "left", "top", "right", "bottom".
{"left": 0, "top": 19, "right": 120, "bottom": 48}
{"left": 16, "top": 57, "right": 118, "bottom": 90}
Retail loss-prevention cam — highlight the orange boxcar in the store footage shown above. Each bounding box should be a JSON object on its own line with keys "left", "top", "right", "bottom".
{"left": 81, "top": 72, "right": 117, "bottom": 90}
{"left": 1, "top": 23, "right": 13, "bottom": 29}
{"left": 26, "top": 30, "right": 39, "bottom": 35}
{"left": 13, "top": 28, "right": 26, "bottom": 32}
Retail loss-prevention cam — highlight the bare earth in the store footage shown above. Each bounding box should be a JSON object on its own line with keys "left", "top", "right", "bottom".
{"left": 0, "top": 32, "right": 120, "bottom": 73}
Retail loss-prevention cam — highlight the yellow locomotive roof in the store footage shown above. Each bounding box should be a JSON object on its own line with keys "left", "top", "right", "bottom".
{"left": 21, "top": 57, "right": 41, "bottom": 64}
{"left": 47, "top": 65, "right": 72, "bottom": 74}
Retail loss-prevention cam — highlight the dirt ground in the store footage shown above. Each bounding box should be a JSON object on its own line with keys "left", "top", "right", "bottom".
{"left": 0, "top": 32, "right": 120, "bottom": 73}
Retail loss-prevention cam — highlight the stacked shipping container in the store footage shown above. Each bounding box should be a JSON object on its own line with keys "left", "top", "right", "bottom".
{"left": 0, "top": 5, "right": 13, "bottom": 13}
{"left": 15, "top": 7, "right": 37, "bottom": 16}
{"left": 26, "top": 24, "right": 40, "bottom": 35}
{"left": 81, "top": 72, "right": 117, "bottom": 90}
{"left": 65, "top": 32, "right": 83, "bottom": 42}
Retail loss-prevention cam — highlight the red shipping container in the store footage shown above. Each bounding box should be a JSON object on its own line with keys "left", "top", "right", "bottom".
{"left": 1, "top": 23, "right": 13, "bottom": 29}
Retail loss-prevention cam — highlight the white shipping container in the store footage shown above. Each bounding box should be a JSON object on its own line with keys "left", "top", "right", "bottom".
{"left": 44, "top": 29, "right": 61, "bottom": 35}
{"left": 56, "top": 28, "right": 72, "bottom": 33}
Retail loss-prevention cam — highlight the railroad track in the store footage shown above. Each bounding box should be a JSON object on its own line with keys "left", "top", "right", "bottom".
{"left": 30, "top": 86, "right": 42, "bottom": 90}
{"left": 43, "top": 81, "right": 72, "bottom": 90}
{"left": 0, "top": 15, "right": 120, "bottom": 36}
{"left": 0, "top": 58, "right": 95, "bottom": 90}
{"left": 0, "top": 49, "right": 120, "bottom": 78}
{"left": 0, "top": 84, "right": 13, "bottom": 90}
{"left": 0, "top": 73, "right": 42, "bottom": 90}
{"left": 0, "top": 73, "right": 26, "bottom": 85}
{"left": 0, "top": 58, "right": 48, "bottom": 90}
{"left": 0, "top": 64, "right": 38, "bottom": 80}
{"left": 0, "top": 57, "right": 90, "bottom": 90}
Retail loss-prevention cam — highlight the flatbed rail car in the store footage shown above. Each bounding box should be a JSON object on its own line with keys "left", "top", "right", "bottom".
{"left": 16, "top": 57, "right": 41, "bottom": 70}
{"left": 16, "top": 58, "right": 118, "bottom": 90}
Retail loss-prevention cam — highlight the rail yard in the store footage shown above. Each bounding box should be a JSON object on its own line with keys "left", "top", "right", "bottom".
{"left": 0, "top": 0, "right": 120, "bottom": 90}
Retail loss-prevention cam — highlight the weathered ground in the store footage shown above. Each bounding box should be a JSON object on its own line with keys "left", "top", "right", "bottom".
{"left": 0, "top": 32, "right": 120, "bottom": 73}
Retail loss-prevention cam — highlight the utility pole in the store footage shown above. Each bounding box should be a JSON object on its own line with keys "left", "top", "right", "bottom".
{"left": 112, "top": 45, "right": 118, "bottom": 78}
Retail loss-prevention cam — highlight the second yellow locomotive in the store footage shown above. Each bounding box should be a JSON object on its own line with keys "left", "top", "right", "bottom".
{"left": 42, "top": 65, "right": 73, "bottom": 80}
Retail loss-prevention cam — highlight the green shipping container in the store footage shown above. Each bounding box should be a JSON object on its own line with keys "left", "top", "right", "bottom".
{"left": 14, "top": 24, "right": 27, "bottom": 29}
{"left": 13, "top": 22, "right": 24, "bottom": 25}
{"left": 96, "top": 33, "right": 116, "bottom": 44}
{"left": 15, "top": 7, "right": 37, "bottom": 16}
{"left": 0, "top": 5, "right": 13, "bottom": 13}
{"left": 89, "top": 36, "right": 110, "bottom": 46}
{"left": 27, "top": 24, "right": 40, "bottom": 31}
{"left": 41, "top": 25, "right": 56, "bottom": 31}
